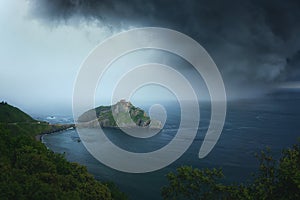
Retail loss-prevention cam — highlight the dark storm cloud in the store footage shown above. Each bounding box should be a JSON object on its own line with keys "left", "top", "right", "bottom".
{"left": 29, "top": 0, "right": 300, "bottom": 96}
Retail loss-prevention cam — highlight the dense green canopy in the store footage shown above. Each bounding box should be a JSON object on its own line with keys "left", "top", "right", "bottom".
{"left": 162, "top": 143, "right": 300, "bottom": 199}
{"left": 0, "top": 103, "right": 127, "bottom": 200}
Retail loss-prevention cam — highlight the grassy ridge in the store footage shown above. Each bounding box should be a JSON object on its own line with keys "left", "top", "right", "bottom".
{"left": 0, "top": 102, "right": 35, "bottom": 123}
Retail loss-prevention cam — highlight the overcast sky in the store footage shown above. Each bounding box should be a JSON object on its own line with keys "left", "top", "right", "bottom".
{"left": 1, "top": 0, "right": 300, "bottom": 115}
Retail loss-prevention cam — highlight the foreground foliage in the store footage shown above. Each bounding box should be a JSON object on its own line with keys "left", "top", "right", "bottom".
{"left": 162, "top": 143, "right": 300, "bottom": 200}
{"left": 0, "top": 126, "right": 117, "bottom": 199}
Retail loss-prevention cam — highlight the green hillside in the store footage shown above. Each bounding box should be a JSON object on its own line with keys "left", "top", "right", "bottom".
{"left": 0, "top": 102, "right": 62, "bottom": 138}
{"left": 0, "top": 101, "right": 35, "bottom": 123}
{"left": 78, "top": 100, "right": 162, "bottom": 128}
{"left": 0, "top": 102, "right": 127, "bottom": 200}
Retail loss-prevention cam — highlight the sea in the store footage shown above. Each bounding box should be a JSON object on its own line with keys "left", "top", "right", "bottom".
{"left": 41, "top": 98, "right": 300, "bottom": 200}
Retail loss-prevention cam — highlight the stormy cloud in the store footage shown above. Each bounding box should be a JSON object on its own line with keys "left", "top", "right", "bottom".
{"left": 29, "top": 0, "right": 300, "bottom": 98}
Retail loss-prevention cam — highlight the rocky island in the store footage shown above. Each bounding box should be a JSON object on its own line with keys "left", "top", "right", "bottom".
{"left": 77, "top": 100, "right": 162, "bottom": 129}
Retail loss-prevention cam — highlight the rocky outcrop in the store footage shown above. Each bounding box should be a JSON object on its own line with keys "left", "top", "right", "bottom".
{"left": 77, "top": 100, "right": 162, "bottom": 129}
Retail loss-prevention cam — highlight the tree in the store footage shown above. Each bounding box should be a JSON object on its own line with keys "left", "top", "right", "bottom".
{"left": 0, "top": 129, "right": 117, "bottom": 199}
{"left": 162, "top": 143, "right": 300, "bottom": 200}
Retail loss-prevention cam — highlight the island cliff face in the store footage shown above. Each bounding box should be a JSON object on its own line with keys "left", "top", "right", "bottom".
{"left": 77, "top": 100, "right": 162, "bottom": 129}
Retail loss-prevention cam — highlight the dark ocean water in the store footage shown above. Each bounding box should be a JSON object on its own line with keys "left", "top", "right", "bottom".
{"left": 43, "top": 98, "right": 300, "bottom": 200}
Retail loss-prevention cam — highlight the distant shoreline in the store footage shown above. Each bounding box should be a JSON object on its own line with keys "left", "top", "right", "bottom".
{"left": 36, "top": 123, "right": 163, "bottom": 143}
{"left": 35, "top": 124, "right": 75, "bottom": 142}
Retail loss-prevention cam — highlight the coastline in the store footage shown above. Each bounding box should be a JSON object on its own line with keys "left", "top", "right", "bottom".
{"left": 35, "top": 124, "right": 75, "bottom": 142}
